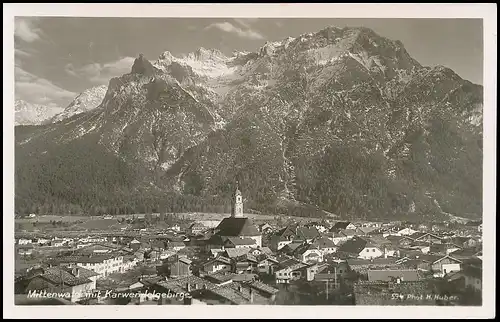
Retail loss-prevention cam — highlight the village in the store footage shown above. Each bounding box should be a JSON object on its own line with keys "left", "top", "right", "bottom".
{"left": 14, "top": 185, "right": 483, "bottom": 306}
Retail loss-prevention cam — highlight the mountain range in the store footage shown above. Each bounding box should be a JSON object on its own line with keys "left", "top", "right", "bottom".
{"left": 14, "top": 26, "right": 483, "bottom": 221}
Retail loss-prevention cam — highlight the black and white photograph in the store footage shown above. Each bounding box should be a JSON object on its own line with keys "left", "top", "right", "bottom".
{"left": 3, "top": 3, "right": 496, "bottom": 319}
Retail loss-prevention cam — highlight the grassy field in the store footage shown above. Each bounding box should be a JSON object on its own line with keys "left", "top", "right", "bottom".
{"left": 14, "top": 212, "right": 321, "bottom": 234}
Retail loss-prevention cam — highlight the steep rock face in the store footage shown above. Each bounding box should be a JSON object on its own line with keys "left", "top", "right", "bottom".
{"left": 15, "top": 26, "right": 483, "bottom": 220}
{"left": 50, "top": 85, "right": 108, "bottom": 123}
{"left": 15, "top": 100, "right": 64, "bottom": 126}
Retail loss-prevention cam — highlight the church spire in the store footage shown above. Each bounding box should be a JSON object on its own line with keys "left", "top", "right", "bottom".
{"left": 231, "top": 180, "right": 243, "bottom": 218}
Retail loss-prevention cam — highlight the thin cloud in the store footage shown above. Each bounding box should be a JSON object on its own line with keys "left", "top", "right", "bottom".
{"left": 14, "top": 17, "right": 43, "bottom": 43}
{"left": 15, "top": 48, "right": 32, "bottom": 58}
{"left": 15, "top": 67, "right": 77, "bottom": 106}
{"left": 205, "top": 22, "right": 265, "bottom": 40}
{"left": 233, "top": 18, "right": 260, "bottom": 29}
{"left": 65, "top": 57, "right": 136, "bottom": 85}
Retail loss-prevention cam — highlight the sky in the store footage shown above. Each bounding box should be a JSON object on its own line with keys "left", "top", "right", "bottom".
{"left": 14, "top": 17, "right": 484, "bottom": 108}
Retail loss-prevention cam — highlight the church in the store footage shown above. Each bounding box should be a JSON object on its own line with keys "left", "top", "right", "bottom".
{"left": 211, "top": 182, "right": 262, "bottom": 248}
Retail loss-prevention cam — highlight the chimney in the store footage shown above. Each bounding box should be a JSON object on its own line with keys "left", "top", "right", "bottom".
{"left": 186, "top": 282, "right": 191, "bottom": 292}
{"left": 250, "top": 287, "right": 254, "bottom": 304}
{"left": 72, "top": 267, "right": 80, "bottom": 277}
{"left": 238, "top": 284, "right": 243, "bottom": 293}
{"left": 384, "top": 247, "right": 388, "bottom": 259}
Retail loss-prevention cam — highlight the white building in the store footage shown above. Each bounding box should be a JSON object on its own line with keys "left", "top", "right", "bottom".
{"left": 358, "top": 246, "right": 384, "bottom": 260}
{"left": 397, "top": 228, "right": 418, "bottom": 236}
{"left": 76, "top": 254, "right": 125, "bottom": 279}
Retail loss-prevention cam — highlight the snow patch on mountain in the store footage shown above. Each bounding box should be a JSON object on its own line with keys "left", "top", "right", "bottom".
{"left": 15, "top": 100, "right": 64, "bottom": 126}
{"left": 51, "top": 85, "right": 107, "bottom": 123}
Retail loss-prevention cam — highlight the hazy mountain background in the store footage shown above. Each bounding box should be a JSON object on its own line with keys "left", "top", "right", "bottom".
{"left": 14, "top": 26, "right": 483, "bottom": 221}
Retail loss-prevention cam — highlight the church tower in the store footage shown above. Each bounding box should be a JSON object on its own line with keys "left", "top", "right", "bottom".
{"left": 231, "top": 181, "right": 244, "bottom": 218}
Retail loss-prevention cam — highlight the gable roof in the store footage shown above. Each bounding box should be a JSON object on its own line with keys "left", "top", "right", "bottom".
{"left": 337, "top": 237, "right": 368, "bottom": 255}
{"left": 249, "top": 281, "right": 279, "bottom": 295}
{"left": 333, "top": 221, "right": 352, "bottom": 230}
{"left": 357, "top": 227, "right": 377, "bottom": 235}
{"left": 365, "top": 235, "right": 392, "bottom": 246}
{"left": 311, "top": 237, "right": 336, "bottom": 249}
{"left": 432, "top": 255, "right": 462, "bottom": 264}
{"left": 225, "top": 237, "right": 256, "bottom": 246}
{"left": 341, "top": 229, "right": 357, "bottom": 237}
{"left": 224, "top": 247, "right": 251, "bottom": 259}
{"left": 295, "top": 227, "right": 321, "bottom": 240}
{"left": 449, "top": 247, "right": 482, "bottom": 259}
{"left": 215, "top": 218, "right": 260, "bottom": 237}
{"left": 27, "top": 266, "right": 98, "bottom": 289}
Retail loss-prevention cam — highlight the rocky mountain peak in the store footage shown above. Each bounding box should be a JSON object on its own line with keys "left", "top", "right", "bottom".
{"left": 131, "top": 54, "right": 156, "bottom": 76}
{"left": 15, "top": 25, "right": 483, "bottom": 222}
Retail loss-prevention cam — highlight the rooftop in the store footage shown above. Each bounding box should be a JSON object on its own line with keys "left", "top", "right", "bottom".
{"left": 215, "top": 218, "right": 260, "bottom": 237}
{"left": 367, "top": 269, "right": 422, "bottom": 282}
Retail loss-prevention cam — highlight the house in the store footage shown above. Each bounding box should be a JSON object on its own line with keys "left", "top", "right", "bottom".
{"left": 250, "top": 247, "right": 273, "bottom": 257}
{"left": 305, "top": 221, "right": 329, "bottom": 233}
{"left": 202, "top": 256, "right": 232, "bottom": 274}
{"left": 410, "top": 232, "right": 443, "bottom": 244}
{"left": 293, "top": 226, "right": 322, "bottom": 243}
{"left": 256, "top": 254, "right": 279, "bottom": 275}
{"left": 299, "top": 262, "right": 320, "bottom": 281}
{"left": 450, "top": 236, "right": 479, "bottom": 249}
{"left": 65, "top": 254, "right": 126, "bottom": 279}
{"left": 269, "top": 224, "right": 306, "bottom": 251}
{"left": 168, "top": 241, "right": 186, "bottom": 251}
{"left": 311, "top": 237, "right": 337, "bottom": 255}
{"left": 331, "top": 221, "right": 357, "bottom": 231}
{"left": 234, "top": 259, "right": 255, "bottom": 274}
{"left": 129, "top": 239, "right": 141, "bottom": 251}
{"left": 396, "top": 227, "right": 418, "bottom": 236}
{"left": 223, "top": 237, "right": 257, "bottom": 249}
{"left": 150, "top": 240, "right": 166, "bottom": 251}
{"left": 258, "top": 223, "right": 274, "bottom": 234}
{"left": 188, "top": 222, "right": 206, "bottom": 235}
{"left": 20, "top": 266, "right": 99, "bottom": 303}
{"left": 448, "top": 247, "right": 482, "bottom": 261}
{"left": 274, "top": 258, "right": 308, "bottom": 284}
{"left": 431, "top": 255, "right": 462, "bottom": 276}
{"left": 463, "top": 265, "right": 482, "bottom": 292}
{"left": 355, "top": 226, "right": 376, "bottom": 236}
{"left": 169, "top": 257, "right": 193, "bottom": 278}
{"left": 367, "top": 269, "right": 422, "bottom": 282}
{"left": 248, "top": 281, "right": 279, "bottom": 302}
{"left": 336, "top": 237, "right": 383, "bottom": 260}
{"left": 314, "top": 261, "right": 350, "bottom": 282}
{"left": 340, "top": 229, "right": 357, "bottom": 240}
{"left": 347, "top": 258, "right": 401, "bottom": 273}
{"left": 223, "top": 247, "right": 252, "bottom": 260}
{"left": 293, "top": 243, "right": 324, "bottom": 264}
{"left": 330, "top": 230, "right": 349, "bottom": 245}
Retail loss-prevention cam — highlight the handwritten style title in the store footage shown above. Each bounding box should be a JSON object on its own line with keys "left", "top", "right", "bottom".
{"left": 27, "top": 289, "right": 190, "bottom": 300}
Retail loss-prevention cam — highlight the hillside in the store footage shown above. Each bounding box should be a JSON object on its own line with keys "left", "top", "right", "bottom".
{"left": 14, "top": 26, "right": 483, "bottom": 220}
